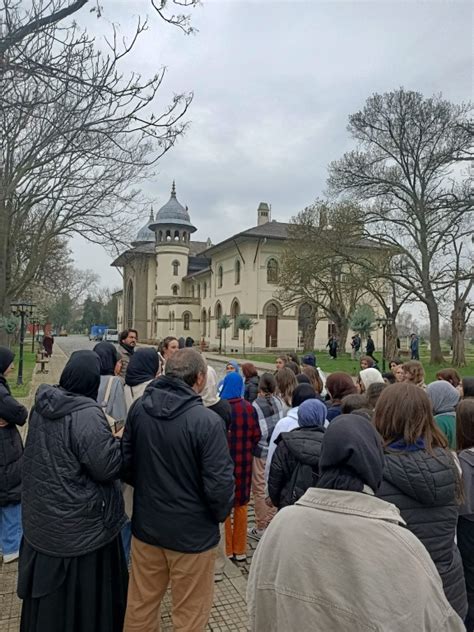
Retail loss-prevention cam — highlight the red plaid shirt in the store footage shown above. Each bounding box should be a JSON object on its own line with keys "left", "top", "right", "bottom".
{"left": 227, "top": 397, "right": 261, "bottom": 506}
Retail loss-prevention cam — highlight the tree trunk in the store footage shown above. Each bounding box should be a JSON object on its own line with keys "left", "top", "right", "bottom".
{"left": 451, "top": 299, "right": 466, "bottom": 367}
{"left": 302, "top": 317, "right": 317, "bottom": 351}
{"left": 242, "top": 330, "right": 246, "bottom": 357}
{"left": 334, "top": 319, "right": 349, "bottom": 354}
{"left": 385, "top": 320, "right": 399, "bottom": 361}
{"left": 425, "top": 294, "right": 444, "bottom": 364}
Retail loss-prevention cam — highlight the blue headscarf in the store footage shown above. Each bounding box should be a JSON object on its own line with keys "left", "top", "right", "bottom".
{"left": 220, "top": 372, "right": 244, "bottom": 400}
{"left": 298, "top": 399, "right": 327, "bottom": 428}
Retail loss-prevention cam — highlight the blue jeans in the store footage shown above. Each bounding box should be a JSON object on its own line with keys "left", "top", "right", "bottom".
{"left": 121, "top": 520, "right": 132, "bottom": 565}
{"left": 0, "top": 503, "right": 22, "bottom": 556}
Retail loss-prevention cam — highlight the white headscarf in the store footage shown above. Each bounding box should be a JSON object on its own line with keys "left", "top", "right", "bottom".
{"left": 201, "top": 365, "right": 220, "bottom": 407}
{"left": 359, "top": 368, "right": 385, "bottom": 391}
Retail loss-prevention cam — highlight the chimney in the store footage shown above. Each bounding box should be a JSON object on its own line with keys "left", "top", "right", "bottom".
{"left": 257, "top": 202, "right": 271, "bottom": 226}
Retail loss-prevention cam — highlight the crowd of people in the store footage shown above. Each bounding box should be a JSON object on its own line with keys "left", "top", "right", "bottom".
{"left": 0, "top": 331, "right": 473, "bottom": 631}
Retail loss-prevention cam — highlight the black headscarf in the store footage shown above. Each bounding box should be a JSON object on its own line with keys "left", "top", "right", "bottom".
{"left": 0, "top": 346, "right": 14, "bottom": 375}
{"left": 125, "top": 348, "right": 159, "bottom": 387}
{"left": 94, "top": 341, "right": 119, "bottom": 376}
{"left": 292, "top": 383, "right": 317, "bottom": 407}
{"left": 318, "top": 414, "right": 384, "bottom": 494}
{"left": 296, "top": 374, "right": 311, "bottom": 385}
{"left": 59, "top": 350, "right": 101, "bottom": 400}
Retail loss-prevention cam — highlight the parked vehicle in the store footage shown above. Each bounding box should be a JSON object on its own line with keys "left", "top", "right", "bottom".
{"left": 104, "top": 328, "right": 118, "bottom": 343}
{"left": 89, "top": 324, "right": 108, "bottom": 341}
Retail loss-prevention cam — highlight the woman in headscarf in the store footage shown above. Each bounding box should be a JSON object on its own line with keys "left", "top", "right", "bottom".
{"left": 247, "top": 414, "right": 465, "bottom": 632}
{"left": 0, "top": 347, "right": 28, "bottom": 563}
{"left": 375, "top": 383, "right": 467, "bottom": 619}
{"left": 357, "top": 367, "right": 385, "bottom": 394}
{"left": 19, "top": 351, "right": 128, "bottom": 632}
{"left": 217, "top": 360, "right": 244, "bottom": 396}
{"left": 94, "top": 342, "right": 126, "bottom": 429}
{"left": 220, "top": 372, "right": 261, "bottom": 561}
{"left": 325, "top": 372, "right": 357, "bottom": 421}
{"left": 268, "top": 399, "right": 327, "bottom": 510}
{"left": 124, "top": 347, "right": 160, "bottom": 411}
{"left": 426, "top": 380, "right": 460, "bottom": 449}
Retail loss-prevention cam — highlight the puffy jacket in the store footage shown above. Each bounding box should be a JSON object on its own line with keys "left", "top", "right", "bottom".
{"left": 22, "top": 384, "right": 125, "bottom": 557}
{"left": 377, "top": 448, "right": 467, "bottom": 619}
{"left": 244, "top": 376, "right": 259, "bottom": 403}
{"left": 122, "top": 376, "right": 235, "bottom": 553}
{"left": 0, "top": 376, "right": 28, "bottom": 506}
{"left": 268, "top": 426, "right": 324, "bottom": 509}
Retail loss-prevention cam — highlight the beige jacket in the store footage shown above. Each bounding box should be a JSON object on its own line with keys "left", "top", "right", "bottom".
{"left": 124, "top": 380, "right": 152, "bottom": 412}
{"left": 247, "top": 488, "right": 464, "bottom": 632}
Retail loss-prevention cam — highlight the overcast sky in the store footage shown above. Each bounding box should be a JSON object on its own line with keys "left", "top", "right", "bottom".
{"left": 70, "top": 0, "right": 473, "bottom": 291}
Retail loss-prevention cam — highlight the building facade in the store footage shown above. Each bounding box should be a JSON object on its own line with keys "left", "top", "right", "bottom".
{"left": 112, "top": 184, "right": 384, "bottom": 352}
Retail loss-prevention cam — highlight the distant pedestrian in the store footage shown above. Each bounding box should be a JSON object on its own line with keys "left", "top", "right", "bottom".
{"left": 242, "top": 363, "right": 260, "bottom": 403}
{"left": 366, "top": 334, "right": 375, "bottom": 358}
{"left": 326, "top": 335, "right": 338, "bottom": 359}
{"left": 122, "top": 349, "right": 234, "bottom": 631}
{"left": 410, "top": 333, "right": 420, "bottom": 360}
{"left": 19, "top": 350, "right": 127, "bottom": 632}
{"left": 350, "top": 334, "right": 361, "bottom": 360}
{"left": 42, "top": 331, "right": 54, "bottom": 357}
{"left": 0, "top": 347, "right": 28, "bottom": 564}
{"left": 118, "top": 329, "right": 138, "bottom": 379}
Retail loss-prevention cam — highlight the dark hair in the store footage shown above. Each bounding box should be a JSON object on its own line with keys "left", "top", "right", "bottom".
{"left": 436, "top": 368, "right": 462, "bottom": 389}
{"left": 258, "top": 372, "right": 277, "bottom": 395}
{"left": 159, "top": 336, "right": 178, "bottom": 354}
{"left": 360, "top": 355, "right": 374, "bottom": 368}
{"left": 296, "top": 374, "right": 311, "bottom": 384}
{"left": 389, "top": 358, "right": 402, "bottom": 368}
{"left": 457, "top": 399, "right": 474, "bottom": 451}
{"left": 366, "top": 382, "right": 387, "bottom": 409}
{"left": 326, "top": 372, "right": 357, "bottom": 403}
{"left": 275, "top": 368, "right": 298, "bottom": 407}
{"left": 463, "top": 377, "right": 474, "bottom": 399}
{"left": 374, "top": 383, "right": 447, "bottom": 450}
{"left": 302, "top": 366, "right": 323, "bottom": 394}
{"left": 287, "top": 352, "right": 299, "bottom": 365}
{"left": 165, "top": 349, "right": 207, "bottom": 387}
{"left": 341, "top": 394, "right": 368, "bottom": 414}
{"left": 285, "top": 360, "right": 301, "bottom": 375}
{"left": 119, "top": 328, "right": 138, "bottom": 342}
{"left": 382, "top": 372, "right": 396, "bottom": 384}
{"left": 241, "top": 362, "right": 258, "bottom": 379}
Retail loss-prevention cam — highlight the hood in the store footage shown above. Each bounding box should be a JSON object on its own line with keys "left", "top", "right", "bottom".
{"left": 383, "top": 449, "right": 457, "bottom": 506}
{"left": 426, "top": 381, "right": 460, "bottom": 415}
{"left": 34, "top": 384, "right": 100, "bottom": 420}
{"left": 141, "top": 375, "right": 202, "bottom": 419}
{"left": 282, "top": 426, "right": 325, "bottom": 466}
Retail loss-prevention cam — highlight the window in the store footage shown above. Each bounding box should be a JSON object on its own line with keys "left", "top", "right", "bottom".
{"left": 172, "top": 284, "right": 179, "bottom": 296}
{"left": 328, "top": 323, "right": 336, "bottom": 337}
{"left": 231, "top": 299, "right": 240, "bottom": 339}
{"left": 183, "top": 312, "right": 191, "bottom": 330}
{"left": 172, "top": 260, "right": 180, "bottom": 276}
{"left": 217, "top": 265, "right": 223, "bottom": 288}
{"left": 215, "top": 302, "right": 222, "bottom": 336}
{"left": 203, "top": 281, "right": 207, "bottom": 298}
{"left": 198, "top": 284, "right": 201, "bottom": 298}
{"left": 267, "top": 258, "right": 279, "bottom": 284}
{"left": 235, "top": 259, "right": 241, "bottom": 285}
{"left": 191, "top": 285, "right": 195, "bottom": 298}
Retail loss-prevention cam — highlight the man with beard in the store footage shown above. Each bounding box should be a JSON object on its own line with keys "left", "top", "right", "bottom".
{"left": 118, "top": 329, "right": 138, "bottom": 379}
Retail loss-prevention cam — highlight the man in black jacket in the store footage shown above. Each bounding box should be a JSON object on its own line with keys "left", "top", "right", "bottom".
{"left": 122, "top": 349, "right": 235, "bottom": 632}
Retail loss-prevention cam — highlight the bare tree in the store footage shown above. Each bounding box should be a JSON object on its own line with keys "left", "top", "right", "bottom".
{"left": 449, "top": 237, "right": 473, "bottom": 367}
{"left": 328, "top": 89, "right": 473, "bottom": 363}
{"left": 1, "top": 6, "right": 192, "bottom": 329}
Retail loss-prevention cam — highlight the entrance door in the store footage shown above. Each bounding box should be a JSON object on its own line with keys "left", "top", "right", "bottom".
{"left": 265, "top": 303, "right": 278, "bottom": 347}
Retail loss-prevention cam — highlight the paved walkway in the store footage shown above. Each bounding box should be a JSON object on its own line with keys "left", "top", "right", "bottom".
{"left": 0, "top": 344, "right": 255, "bottom": 632}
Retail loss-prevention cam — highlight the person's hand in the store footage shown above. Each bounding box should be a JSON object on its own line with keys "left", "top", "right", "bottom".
{"left": 113, "top": 426, "right": 124, "bottom": 439}
{"left": 0, "top": 419, "right": 9, "bottom": 428}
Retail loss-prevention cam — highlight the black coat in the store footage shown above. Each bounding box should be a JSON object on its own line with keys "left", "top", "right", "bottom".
{"left": 22, "top": 384, "right": 125, "bottom": 557}
{"left": 244, "top": 376, "right": 259, "bottom": 403}
{"left": 122, "top": 375, "right": 235, "bottom": 553}
{"left": 377, "top": 448, "right": 467, "bottom": 619}
{"left": 208, "top": 398, "right": 232, "bottom": 431}
{"left": 268, "top": 426, "right": 324, "bottom": 509}
{"left": 0, "top": 376, "right": 28, "bottom": 506}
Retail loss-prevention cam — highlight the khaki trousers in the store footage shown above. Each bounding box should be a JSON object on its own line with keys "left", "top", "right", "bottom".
{"left": 124, "top": 536, "right": 217, "bottom": 632}
{"left": 252, "top": 456, "right": 276, "bottom": 530}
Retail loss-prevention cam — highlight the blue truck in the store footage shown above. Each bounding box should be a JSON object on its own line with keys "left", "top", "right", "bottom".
{"left": 89, "top": 324, "right": 108, "bottom": 341}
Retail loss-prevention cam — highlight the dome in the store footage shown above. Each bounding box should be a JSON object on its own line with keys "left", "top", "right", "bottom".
{"left": 131, "top": 208, "right": 155, "bottom": 246}
{"left": 150, "top": 182, "right": 196, "bottom": 231}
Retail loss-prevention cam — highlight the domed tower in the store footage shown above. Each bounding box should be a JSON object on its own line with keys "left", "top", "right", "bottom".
{"left": 149, "top": 181, "right": 196, "bottom": 297}
{"left": 131, "top": 207, "right": 155, "bottom": 247}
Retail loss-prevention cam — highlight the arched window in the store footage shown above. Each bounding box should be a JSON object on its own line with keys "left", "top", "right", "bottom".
{"left": 197, "top": 284, "right": 201, "bottom": 298}
{"left": 166, "top": 230, "right": 171, "bottom": 241}
{"left": 267, "top": 258, "right": 279, "bottom": 284}
{"left": 172, "top": 284, "right": 179, "bottom": 296}
{"left": 126, "top": 280, "right": 134, "bottom": 329}
{"left": 172, "top": 260, "right": 180, "bottom": 276}
{"left": 191, "top": 285, "right": 195, "bottom": 298}
{"left": 215, "top": 302, "right": 222, "bottom": 336}
{"left": 217, "top": 265, "right": 223, "bottom": 288}
{"left": 183, "top": 312, "right": 191, "bottom": 331}
{"left": 174, "top": 230, "right": 180, "bottom": 241}
{"left": 203, "top": 281, "right": 207, "bottom": 298}
{"left": 169, "top": 311, "right": 172, "bottom": 328}
{"left": 231, "top": 299, "right": 240, "bottom": 339}
{"left": 158, "top": 230, "right": 163, "bottom": 242}
{"left": 208, "top": 308, "right": 211, "bottom": 337}
{"left": 235, "top": 259, "right": 241, "bottom": 285}
{"left": 201, "top": 309, "right": 207, "bottom": 337}
{"left": 265, "top": 302, "right": 279, "bottom": 348}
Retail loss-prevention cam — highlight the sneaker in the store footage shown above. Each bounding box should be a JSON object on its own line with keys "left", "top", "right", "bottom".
{"left": 247, "top": 527, "right": 265, "bottom": 541}
{"left": 214, "top": 573, "right": 224, "bottom": 582}
{"left": 4, "top": 552, "right": 19, "bottom": 564}
{"left": 234, "top": 554, "right": 247, "bottom": 562}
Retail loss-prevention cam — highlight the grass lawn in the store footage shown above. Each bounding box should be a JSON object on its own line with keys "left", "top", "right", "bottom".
{"left": 9, "top": 341, "right": 37, "bottom": 399}
{"left": 227, "top": 345, "right": 474, "bottom": 383}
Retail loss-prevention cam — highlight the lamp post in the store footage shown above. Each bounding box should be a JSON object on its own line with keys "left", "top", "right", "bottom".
{"left": 11, "top": 301, "right": 35, "bottom": 386}
{"left": 375, "top": 316, "right": 388, "bottom": 373}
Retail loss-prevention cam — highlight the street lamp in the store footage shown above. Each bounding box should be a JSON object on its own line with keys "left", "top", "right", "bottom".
{"left": 11, "top": 301, "right": 35, "bottom": 386}
{"left": 375, "top": 316, "right": 389, "bottom": 373}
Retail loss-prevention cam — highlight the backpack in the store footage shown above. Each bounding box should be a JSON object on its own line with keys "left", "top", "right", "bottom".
{"left": 289, "top": 460, "right": 320, "bottom": 505}
{"left": 102, "top": 376, "right": 117, "bottom": 430}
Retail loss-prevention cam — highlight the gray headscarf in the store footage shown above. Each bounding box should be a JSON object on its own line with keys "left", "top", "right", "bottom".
{"left": 426, "top": 380, "right": 460, "bottom": 415}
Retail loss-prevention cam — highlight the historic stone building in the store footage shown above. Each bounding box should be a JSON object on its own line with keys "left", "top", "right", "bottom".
{"left": 112, "top": 183, "right": 383, "bottom": 352}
